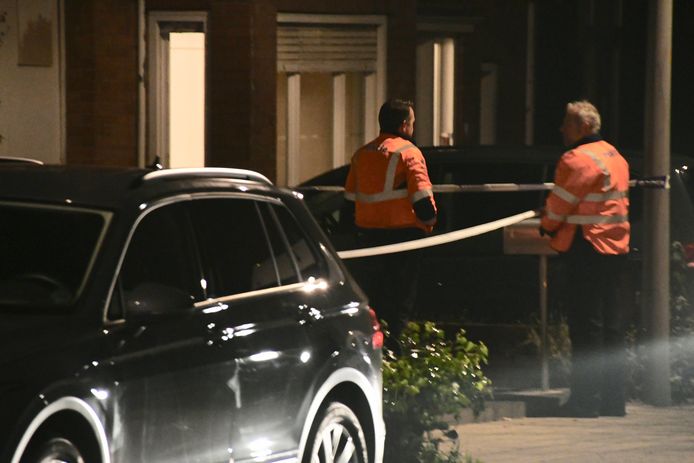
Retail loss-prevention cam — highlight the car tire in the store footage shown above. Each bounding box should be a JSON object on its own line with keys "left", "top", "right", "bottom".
{"left": 305, "top": 401, "right": 368, "bottom": 463}
{"left": 24, "top": 436, "right": 85, "bottom": 463}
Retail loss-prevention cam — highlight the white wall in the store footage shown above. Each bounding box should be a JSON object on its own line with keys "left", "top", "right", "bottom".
{"left": 0, "top": 0, "right": 62, "bottom": 163}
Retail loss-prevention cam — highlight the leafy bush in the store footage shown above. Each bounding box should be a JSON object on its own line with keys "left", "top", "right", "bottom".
{"left": 624, "top": 241, "right": 694, "bottom": 403}
{"left": 382, "top": 321, "right": 491, "bottom": 463}
{"left": 523, "top": 314, "right": 572, "bottom": 387}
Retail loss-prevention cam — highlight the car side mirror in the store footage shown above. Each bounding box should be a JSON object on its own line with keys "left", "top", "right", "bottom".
{"left": 124, "top": 282, "right": 195, "bottom": 318}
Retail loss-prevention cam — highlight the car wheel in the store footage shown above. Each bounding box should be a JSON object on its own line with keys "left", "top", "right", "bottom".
{"left": 306, "top": 402, "right": 368, "bottom": 463}
{"left": 25, "top": 437, "right": 85, "bottom": 463}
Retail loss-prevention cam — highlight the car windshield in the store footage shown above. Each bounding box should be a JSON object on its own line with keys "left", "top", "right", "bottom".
{"left": 0, "top": 202, "right": 111, "bottom": 309}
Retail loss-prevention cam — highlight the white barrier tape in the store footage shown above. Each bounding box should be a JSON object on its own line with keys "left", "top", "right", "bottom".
{"left": 337, "top": 210, "right": 539, "bottom": 259}
{"left": 297, "top": 176, "right": 669, "bottom": 194}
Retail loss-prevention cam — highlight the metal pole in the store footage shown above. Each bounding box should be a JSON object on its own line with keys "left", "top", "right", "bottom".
{"left": 643, "top": 0, "right": 672, "bottom": 406}
{"left": 540, "top": 254, "right": 549, "bottom": 391}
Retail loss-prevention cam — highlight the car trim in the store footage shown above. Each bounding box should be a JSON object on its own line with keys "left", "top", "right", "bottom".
{"left": 296, "top": 367, "right": 385, "bottom": 463}
{"left": 193, "top": 278, "right": 328, "bottom": 310}
{"left": 142, "top": 167, "right": 273, "bottom": 186}
{"left": 11, "top": 396, "right": 110, "bottom": 463}
{"left": 0, "top": 156, "right": 44, "bottom": 165}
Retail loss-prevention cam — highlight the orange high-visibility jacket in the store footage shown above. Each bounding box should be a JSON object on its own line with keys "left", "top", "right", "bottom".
{"left": 541, "top": 139, "right": 630, "bottom": 254}
{"left": 344, "top": 134, "right": 436, "bottom": 232}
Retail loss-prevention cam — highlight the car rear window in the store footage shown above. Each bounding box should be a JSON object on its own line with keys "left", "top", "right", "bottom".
{"left": 0, "top": 202, "right": 110, "bottom": 308}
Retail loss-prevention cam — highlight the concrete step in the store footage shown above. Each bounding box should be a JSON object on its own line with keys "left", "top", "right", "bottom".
{"left": 491, "top": 388, "right": 570, "bottom": 417}
{"left": 447, "top": 400, "right": 526, "bottom": 425}
{"left": 445, "top": 388, "right": 570, "bottom": 426}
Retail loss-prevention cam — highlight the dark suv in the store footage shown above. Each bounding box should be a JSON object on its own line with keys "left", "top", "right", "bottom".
{"left": 300, "top": 145, "right": 694, "bottom": 326}
{"left": 0, "top": 164, "right": 384, "bottom": 463}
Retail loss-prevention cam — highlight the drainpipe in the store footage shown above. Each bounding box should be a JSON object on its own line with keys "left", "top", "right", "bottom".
{"left": 138, "top": 0, "right": 146, "bottom": 167}
{"left": 643, "top": 0, "right": 672, "bottom": 407}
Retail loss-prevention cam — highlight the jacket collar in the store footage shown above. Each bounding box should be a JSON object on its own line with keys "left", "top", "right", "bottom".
{"left": 569, "top": 133, "right": 603, "bottom": 150}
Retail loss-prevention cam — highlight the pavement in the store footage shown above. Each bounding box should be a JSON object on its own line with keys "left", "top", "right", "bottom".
{"left": 452, "top": 401, "right": 694, "bottom": 463}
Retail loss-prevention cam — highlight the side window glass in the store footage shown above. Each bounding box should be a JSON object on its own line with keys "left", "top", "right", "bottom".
{"left": 119, "top": 203, "right": 202, "bottom": 315}
{"left": 190, "top": 198, "right": 279, "bottom": 297}
{"left": 257, "top": 203, "right": 301, "bottom": 286}
{"left": 272, "top": 205, "right": 326, "bottom": 280}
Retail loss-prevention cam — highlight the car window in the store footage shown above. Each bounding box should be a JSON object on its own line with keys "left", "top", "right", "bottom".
{"left": 272, "top": 205, "right": 327, "bottom": 280}
{"left": 0, "top": 203, "right": 108, "bottom": 308}
{"left": 190, "top": 198, "right": 282, "bottom": 298}
{"left": 257, "top": 203, "right": 302, "bottom": 286}
{"left": 117, "top": 202, "right": 203, "bottom": 316}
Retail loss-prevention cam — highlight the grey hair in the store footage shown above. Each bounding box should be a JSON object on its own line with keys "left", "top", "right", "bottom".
{"left": 566, "top": 100, "right": 601, "bottom": 133}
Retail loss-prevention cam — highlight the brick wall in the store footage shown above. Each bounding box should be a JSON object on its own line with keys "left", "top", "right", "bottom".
{"left": 64, "top": 0, "right": 138, "bottom": 166}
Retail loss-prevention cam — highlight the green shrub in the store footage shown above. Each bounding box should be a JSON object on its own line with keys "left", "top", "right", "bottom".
{"left": 624, "top": 241, "right": 694, "bottom": 403}
{"left": 382, "top": 321, "right": 491, "bottom": 463}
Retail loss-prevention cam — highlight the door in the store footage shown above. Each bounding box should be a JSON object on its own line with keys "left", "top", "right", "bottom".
{"left": 187, "top": 196, "right": 319, "bottom": 461}
{"left": 147, "top": 12, "right": 207, "bottom": 168}
{"left": 107, "top": 201, "right": 235, "bottom": 463}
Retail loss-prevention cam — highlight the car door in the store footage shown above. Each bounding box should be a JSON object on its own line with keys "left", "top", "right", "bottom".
{"left": 106, "top": 200, "right": 245, "bottom": 463}
{"left": 187, "top": 195, "right": 319, "bottom": 462}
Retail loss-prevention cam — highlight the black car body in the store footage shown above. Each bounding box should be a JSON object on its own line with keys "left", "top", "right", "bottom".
{"left": 0, "top": 165, "right": 384, "bottom": 463}
{"left": 299, "top": 145, "right": 694, "bottom": 326}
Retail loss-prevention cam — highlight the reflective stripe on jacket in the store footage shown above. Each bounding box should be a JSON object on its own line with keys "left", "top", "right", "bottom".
{"left": 541, "top": 139, "right": 630, "bottom": 254}
{"left": 344, "top": 134, "right": 436, "bottom": 231}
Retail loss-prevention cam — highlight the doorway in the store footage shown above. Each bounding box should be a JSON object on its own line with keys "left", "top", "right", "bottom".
{"left": 147, "top": 11, "right": 206, "bottom": 168}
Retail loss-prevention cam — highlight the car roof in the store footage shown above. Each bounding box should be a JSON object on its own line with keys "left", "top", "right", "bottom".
{"left": 0, "top": 164, "right": 277, "bottom": 209}
{"left": 300, "top": 144, "right": 693, "bottom": 186}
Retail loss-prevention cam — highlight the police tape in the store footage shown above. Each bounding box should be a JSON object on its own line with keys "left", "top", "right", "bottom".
{"left": 336, "top": 210, "right": 538, "bottom": 259}
{"left": 297, "top": 175, "right": 669, "bottom": 194}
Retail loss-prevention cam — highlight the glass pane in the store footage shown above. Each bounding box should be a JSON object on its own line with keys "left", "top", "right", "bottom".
{"left": 277, "top": 73, "right": 288, "bottom": 186}
{"left": 299, "top": 73, "right": 333, "bottom": 184}
{"left": 0, "top": 204, "right": 107, "bottom": 307}
{"left": 273, "top": 206, "right": 325, "bottom": 280}
{"left": 345, "top": 73, "right": 366, "bottom": 164}
{"left": 121, "top": 203, "right": 203, "bottom": 308}
{"left": 258, "top": 203, "right": 300, "bottom": 286}
{"left": 191, "top": 198, "right": 278, "bottom": 296}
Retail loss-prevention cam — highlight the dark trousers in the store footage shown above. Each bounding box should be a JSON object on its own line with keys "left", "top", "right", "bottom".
{"left": 563, "top": 234, "right": 628, "bottom": 415}
{"left": 352, "top": 227, "right": 424, "bottom": 338}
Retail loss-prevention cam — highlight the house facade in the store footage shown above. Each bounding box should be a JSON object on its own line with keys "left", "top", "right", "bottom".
{"left": 1, "top": 1, "right": 691, "bottom": 185}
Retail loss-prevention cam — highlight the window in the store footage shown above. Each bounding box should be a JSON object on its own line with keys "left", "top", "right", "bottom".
{"left": 273, "top": 206, "right": 325, "bottom": 280}
{"left": 0, "top": 204, "right": 108, "bottom": 307}
{"left": 257, "top": 203, "right": 301, "bottom": 286}
{"left": 118, "top": 203, "right": 203, "bottom": 315}
{"left": 416, "top": 38, "right": 456, "bottom": 146}
{"left": 276, "top": 14, "right": 386, "bottom": 186}
{"left": 190, "top": 198, "right": 283, "bottom": 297}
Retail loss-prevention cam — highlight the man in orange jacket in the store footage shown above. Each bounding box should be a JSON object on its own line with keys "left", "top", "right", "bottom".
{"left": 541, "top": 100, "right": 630, "bottom": 417}
{"left": 345, "top": 99, "right": 437, "bottom": 337}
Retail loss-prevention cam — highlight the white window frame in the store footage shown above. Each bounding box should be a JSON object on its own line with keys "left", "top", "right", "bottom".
{"left": 146, "top": 11, "right": 207, "bottom": 168}
{"left": 277, "top": 14, "right": 386, "bottom": 186}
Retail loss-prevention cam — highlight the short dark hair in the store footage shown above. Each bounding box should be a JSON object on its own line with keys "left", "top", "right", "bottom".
{"left": 378, "top": 99, "right": 413, "bottom": 134}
